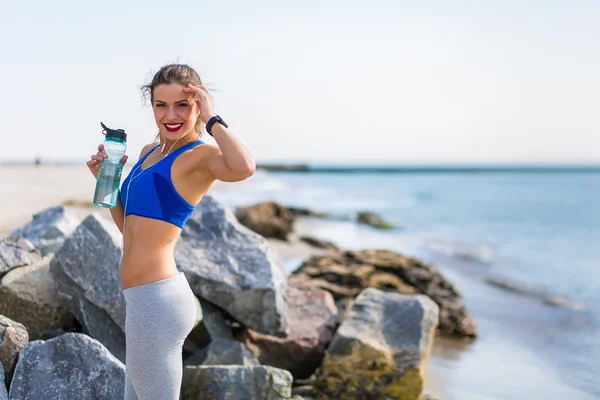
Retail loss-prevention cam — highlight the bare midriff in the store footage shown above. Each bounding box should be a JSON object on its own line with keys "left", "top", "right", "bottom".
{"left": 119, "top": 215, "right": 183, "bottom": 290}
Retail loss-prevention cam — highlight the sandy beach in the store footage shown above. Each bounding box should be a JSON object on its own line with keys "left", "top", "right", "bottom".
{"left": 0, "top": 164, "right": 452, "bottom": 399}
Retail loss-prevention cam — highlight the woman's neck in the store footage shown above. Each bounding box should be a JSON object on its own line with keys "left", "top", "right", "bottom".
{"left": 159, "top": 132, "right": 198, "bottom": 154}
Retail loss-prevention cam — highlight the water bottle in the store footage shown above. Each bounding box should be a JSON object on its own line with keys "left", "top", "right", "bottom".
{"left": 93, "top": 122, "right": 127, "bottom": 208}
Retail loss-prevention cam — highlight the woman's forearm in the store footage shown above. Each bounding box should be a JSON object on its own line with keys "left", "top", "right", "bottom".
{"left": 209, "top": 123, "right": 256, "bottom": 174}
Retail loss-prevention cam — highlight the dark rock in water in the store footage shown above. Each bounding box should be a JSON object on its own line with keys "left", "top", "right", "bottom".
{"left": 181, "top": 365, "right": 293, "bottom": 400}
{"left": 257, "top": 164, "right": 310, "bottom": 172}
{"left": 0, "top": 363, "right": 7, "bottom": 400}
{"left": 357, "top": 212, "right": 394, "bottom": 229}
{"left": 236, "top": 279, "right": 340, "bottom": 379}
{"left": 235, "top": 201, "right": 296, "bottom": 240}
{"left": 9, "top": 206, "right": 84, "bottom": 256}
{"left": 184, "top": 338, "right": 259, "bottom": 367}
{"left": 292, "top": 249, "right": 478, "bottom": 338}
{"left": 177, "top": 195, "right": 289, "bottom": 337}
{"left": 314, "top": 288, "right": 439, "bottom": 400}
{"left": 49, "top": 213, "right": 127, "bottom": 362}
{"left": 543, "top": 295, "right": 582, "bottom": 309}
{"left": 0, "top": 236, "right": 41, "bottom": 277}
{"left": 484, "top": 277, "right": 526, "bottom": 293}
{"left": 0, "top": 256, "right": 76, "bottom": 341}
{"left": 287, "top": 207, "right": 328, "bottom": 219}
{"left": 485, "top": 277, "right": 583, "bottom": 309}
{"left": 8, "top": 332, "right": 124, "bottom": 400}
{"left": 299, "top": 236, "right": 340, "bottom": 251}
{"left": 0, "top": 315, "right": 28, "bottom": 391}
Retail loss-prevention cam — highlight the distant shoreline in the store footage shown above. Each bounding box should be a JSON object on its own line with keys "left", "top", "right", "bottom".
{"left": 2, "top": 161, "right": 600, "bottom": 173}
{"left": 256, "top": 164, "right": 600, "bottom": 173}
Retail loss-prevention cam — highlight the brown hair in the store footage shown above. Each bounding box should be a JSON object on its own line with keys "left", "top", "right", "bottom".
{"left": 141, "top": 64, "right": 206, "bottom": 139}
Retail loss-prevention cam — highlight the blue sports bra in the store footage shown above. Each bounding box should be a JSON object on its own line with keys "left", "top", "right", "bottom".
{"left": 120, "top": 140, "right": 205, "bottom": 228}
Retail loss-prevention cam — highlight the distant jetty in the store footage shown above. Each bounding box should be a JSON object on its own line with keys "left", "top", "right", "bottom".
{"left": 256, "top": 163, "right": 600, "bottom": 174}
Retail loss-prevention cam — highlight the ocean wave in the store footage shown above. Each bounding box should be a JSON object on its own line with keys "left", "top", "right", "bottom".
{"left": 424, "top": 239, "right": 495, "bottom": 264}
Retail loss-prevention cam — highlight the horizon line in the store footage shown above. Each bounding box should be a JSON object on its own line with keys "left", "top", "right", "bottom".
{"left": 3, "top": 159, "right": 600, "bottom": 173}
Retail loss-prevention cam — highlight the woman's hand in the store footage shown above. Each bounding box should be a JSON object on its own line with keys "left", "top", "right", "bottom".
{"left": 86, "top": 144, "right": 128, "bottom": 179}
{"left": 183, "top": 83, "right": 215, "bottom": 124}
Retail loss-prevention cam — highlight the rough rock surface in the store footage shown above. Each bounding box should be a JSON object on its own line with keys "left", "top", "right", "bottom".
{"left": 49, "top": 214, "right": 127, "bottom": 362}
{"left": 237, "top": 279, "right": 339, "bottom": 379}
{"left": 0, "top": 237, "right": 41, "bottom": 277}
{"left": 184, "top": 338, "right": 260, "bottom": 366}
{"left": 292, "top": 249, "right": 477, "bottom": 338}
{"left": 0, "top": 257, "right": 76, "bottom": 340}
{"left": 0, "top": 315, "right": 28, "bottom": 391}
{"left": 10, "top": 206, "right": 84, "bottom": 256}
{"left": 8, "top": 332, "right": 125, "bottom": 400}
{"left": 181, "top": 365, "right": 293, "bottom": 400}
{"left": 176, "top": 195, "right": 289, "bottom": 337}
{"left": 0, "top": 363, "right": 7, "bottom": 400}
{"left": 314, "top": 288, "right": 439, "bottom": 400}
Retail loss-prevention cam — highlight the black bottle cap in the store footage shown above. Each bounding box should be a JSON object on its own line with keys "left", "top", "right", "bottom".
{"left": 100, "top": 122, "right": 127, "bottom": 141}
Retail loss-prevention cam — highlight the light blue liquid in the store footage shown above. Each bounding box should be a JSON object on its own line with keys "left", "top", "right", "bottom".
{"left": 93, "top": 136, "right": 126, "bottom": 208}
{"left": 93, "top": 161, "right": 123, "bottom": 208}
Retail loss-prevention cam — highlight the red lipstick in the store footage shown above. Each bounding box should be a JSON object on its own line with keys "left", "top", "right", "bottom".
{"left": 164, "top": 123, "right": 183, "bottom": 132}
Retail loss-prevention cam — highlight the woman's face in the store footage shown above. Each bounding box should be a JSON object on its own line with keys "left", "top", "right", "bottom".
{"left": 152, "top": 83, "right": 199, "bottom": 141}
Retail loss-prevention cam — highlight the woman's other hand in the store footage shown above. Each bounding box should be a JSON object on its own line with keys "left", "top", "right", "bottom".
{"left": 183, "top": 83, "right": 215, "bottom": 124}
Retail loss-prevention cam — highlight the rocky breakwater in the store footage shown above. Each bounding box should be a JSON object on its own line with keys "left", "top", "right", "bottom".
{"left": 292, "top": 249, "right": 478, "bottom": 339}
{"left": 0, "top": 197, "right": 458, "bottom": 399}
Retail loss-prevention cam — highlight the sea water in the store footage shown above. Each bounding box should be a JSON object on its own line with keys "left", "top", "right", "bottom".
{"left": 211, "top": 166, "right": 600, "bottom": 400}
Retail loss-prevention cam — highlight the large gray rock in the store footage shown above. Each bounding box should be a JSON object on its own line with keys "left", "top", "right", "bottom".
{"left": 184, "top": 338, "right": 260, "bottom": 366}
{"left": 176, "top": 195, "right": 289, "bottom": 337}
{"left": 237, "top": 279, "right": 339, "bottom": 379}
{"left": 0, "top": 236, "right": 41, "bottom": 277}
{"left": 315, "top": 288, "right": 439, "bottom": 400}
{"left": 8, "top": 332, "right": 125, "bottom": 400}
{"left": 181, "top": 365, "right": 292, "bottom": 400}
{"left": 0, "top": 363, "right": 7, "bottom": 400}
{"left": 0, "top": 256, "right": 76, "bottom": 340}
{"left": 49, "top": 214, "right": 127, "bottom": 362}
{"left": 0, "top": 315, "right": 28, "bottom": 391}
{"left": 10, "top": 206, "right": 84, "bottom": 256}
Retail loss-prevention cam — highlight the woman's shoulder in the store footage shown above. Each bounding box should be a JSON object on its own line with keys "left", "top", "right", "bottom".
{"left": 191, "top": 141, "right": 220, "bottom": 161}
{"left": 183, "top": 141, "right": 220, "bottom": 172}
{"left": 138, "top": 142, "right": 160, "bottom": 159}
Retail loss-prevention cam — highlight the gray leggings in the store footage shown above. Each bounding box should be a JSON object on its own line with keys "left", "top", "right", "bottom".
{"left": 122, "top": 271, "right": 197, "bottom": 400}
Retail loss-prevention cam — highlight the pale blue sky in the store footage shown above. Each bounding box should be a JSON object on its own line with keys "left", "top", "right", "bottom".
{"left": 1, "top": 0, "right": 598, "bottom": 164}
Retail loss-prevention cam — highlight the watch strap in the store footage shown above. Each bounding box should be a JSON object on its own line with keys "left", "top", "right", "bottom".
{"left": 206, "top": 115, "right": 228, "bottom": 136}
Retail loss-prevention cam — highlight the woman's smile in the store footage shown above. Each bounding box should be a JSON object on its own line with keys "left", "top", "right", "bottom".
{"left": 164, "top": 123, "right": 184, "bottom": 132}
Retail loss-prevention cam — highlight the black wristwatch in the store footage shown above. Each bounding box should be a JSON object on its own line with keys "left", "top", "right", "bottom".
{"left": 206, "top": 115, "right": 228, "bottom": 136}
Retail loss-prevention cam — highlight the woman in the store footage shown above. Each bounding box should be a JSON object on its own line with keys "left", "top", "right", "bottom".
{"left": 86, "top": 64, "right": 256, "bottom": 400}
